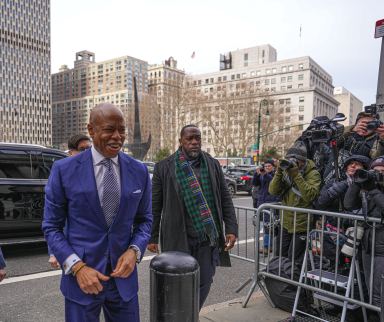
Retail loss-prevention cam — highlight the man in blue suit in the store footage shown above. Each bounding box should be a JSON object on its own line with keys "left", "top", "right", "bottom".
{"left": 0, "top": 247, "right": 6, "bottom": 282}
{"left": 43, "top": 103, "right": 152, "bottom": 322}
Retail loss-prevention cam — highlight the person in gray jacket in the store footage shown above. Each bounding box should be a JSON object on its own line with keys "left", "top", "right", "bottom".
{"left": 147, "top": 124, "right": 238, "bottom": 309}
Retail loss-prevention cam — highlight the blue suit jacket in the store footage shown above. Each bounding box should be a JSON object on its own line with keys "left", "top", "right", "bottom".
{"left": 0, "top": 247, "right": 5, "bottom": 269}
{"left": 42, "top": 150, "right": 152, "bottom": 305}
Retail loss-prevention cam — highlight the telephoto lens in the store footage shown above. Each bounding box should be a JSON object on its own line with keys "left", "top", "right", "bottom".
{"left": 341, "top": 226, "right": 365, "bottom": 257}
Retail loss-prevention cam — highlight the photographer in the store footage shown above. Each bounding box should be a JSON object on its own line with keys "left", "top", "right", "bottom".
{"left": 344, "top": 156, "right": 384, "bottom": 311}
{"left": 269, "top": 145, "right": 321, "bottom": 261}
{"left": 323, "top": 111, "right": 384, "bottom": 183}
{"left": 314, "top": 155, "right": 370, "bottom": 262}
{"left": 252, "top": 160, "right": 280, "bottom": 253}
{"left": 315, "top": 155, "right": 371, "bottom": 212}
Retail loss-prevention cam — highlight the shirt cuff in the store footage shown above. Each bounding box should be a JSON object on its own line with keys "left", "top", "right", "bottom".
{"left": 129, "top": 245, "right": 141, "bottom": 263}
{"left": 63, "top": 254, "right": 81, "bottom": 275}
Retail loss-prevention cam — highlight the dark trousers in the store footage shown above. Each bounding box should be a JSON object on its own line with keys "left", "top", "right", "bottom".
{"left": 188, "top": 239, "right": 219, "bottom": 310}
{"left": 277, "top": 228, "right": 307, "bottom": 262}
{"left": 65, "top": 278, "right": 139, "bottom": 322}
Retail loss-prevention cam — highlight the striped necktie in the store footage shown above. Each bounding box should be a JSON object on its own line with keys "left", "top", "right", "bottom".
{"left": 100, "top": 158, "right": 120, "bottom": 227}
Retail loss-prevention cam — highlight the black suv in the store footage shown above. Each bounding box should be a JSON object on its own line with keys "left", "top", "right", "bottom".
{"left": 0, "top": 143, "right": 67, "bottom": 244}
{"left": 225, "top": 167, "right": 256, "bottom": 195}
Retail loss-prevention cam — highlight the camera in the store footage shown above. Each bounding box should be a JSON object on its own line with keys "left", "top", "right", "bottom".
{"left": 355, "top": 169, "right": 384, "bottom": 184}
{"left": 366, "top": 119, "right": 383, "bottom": 131}
{"left": 303, "top": 113, "right": 346, "bottom": 144}
{"left": 364, "top": 103, "right": 384, "bottom": 116}
{"left": 280, "top": 158, "right": 297, "bottom": 170}
{"left": 341, "top": 226, "right": 365, "bottom": 257}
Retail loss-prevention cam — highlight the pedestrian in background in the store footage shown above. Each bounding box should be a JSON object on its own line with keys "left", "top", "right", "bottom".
{"left": 252, "top": 160, "right": 280, "bottom": 253}
{"left": 147, "top": 124, "right": 238, "bottom": 309}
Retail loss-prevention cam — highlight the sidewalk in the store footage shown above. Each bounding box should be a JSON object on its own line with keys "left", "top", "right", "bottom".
{"left": 200, "top": 291, "right": 290, "bottom": 322}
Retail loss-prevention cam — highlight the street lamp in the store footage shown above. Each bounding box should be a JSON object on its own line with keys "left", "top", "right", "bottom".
{"left": 256, "top": 99, "right": 270, "bottom": 165}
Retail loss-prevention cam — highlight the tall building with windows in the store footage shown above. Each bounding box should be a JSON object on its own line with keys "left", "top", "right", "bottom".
{"left": 333, "top": 87, "right": 363, "bottom": 126}
{"left": 182, "top": 45, "right": 339, "bottom": 156}
{"left": 0, "top": 0, "right": 51, "bottom": 145}
{"left": 51, "top": 51, "right": 152, "bottom": 151}
{"left": 148, "top": 57, "right": 185, "bottom": 153}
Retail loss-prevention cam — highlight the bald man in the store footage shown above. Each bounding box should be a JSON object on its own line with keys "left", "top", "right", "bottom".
{"left": 43, "top": 104, "right": 152, "bottom": 322}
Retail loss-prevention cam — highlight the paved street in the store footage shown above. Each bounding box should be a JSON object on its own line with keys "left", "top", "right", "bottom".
{"left": 0, "top": 195, "right": 256, "bottom": 322}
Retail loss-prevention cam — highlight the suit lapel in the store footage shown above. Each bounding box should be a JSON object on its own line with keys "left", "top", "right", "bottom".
{"left": 78, "top": 150, "right": 108, "bottom": 229}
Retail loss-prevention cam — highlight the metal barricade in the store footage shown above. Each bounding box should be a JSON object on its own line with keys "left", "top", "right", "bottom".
{"left": 234, "top": 203, "right": 384, "bottom": 322}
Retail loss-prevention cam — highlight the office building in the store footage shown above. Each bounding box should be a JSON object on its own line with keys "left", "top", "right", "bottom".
{"left": 0, "top": 0, "right": 51, "bottom": 145}
{"left": 148, "top": 57, "right": 185, "bottom": 152}
{"left": 182, "top": 45, "right": 339, "bottom": 156}
{"left": 51, "top": 51, "right": 152, "bottom": 151}
{"left": 333, "top": 87, "right": 363, "bottom": 126}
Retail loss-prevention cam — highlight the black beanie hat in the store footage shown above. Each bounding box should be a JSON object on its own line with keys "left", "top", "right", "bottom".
{"left": 285, "top": 144, "right": 307, "bottom": 161}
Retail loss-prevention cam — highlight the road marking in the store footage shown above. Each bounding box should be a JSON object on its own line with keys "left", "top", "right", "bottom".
{"left": 2, "top": 254, "right": 156, "bottom": 285}
{"left": 2, "top": 240, "right": 255, "bottom": 286}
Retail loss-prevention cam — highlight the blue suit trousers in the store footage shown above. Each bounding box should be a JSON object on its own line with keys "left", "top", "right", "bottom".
{"left": 65, "top": 278, "right": 139, "bottom": 322}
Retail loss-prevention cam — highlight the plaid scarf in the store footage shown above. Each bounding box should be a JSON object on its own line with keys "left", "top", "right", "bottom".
{"left": 175, "top": 150, "right": 219, "bottom": 245}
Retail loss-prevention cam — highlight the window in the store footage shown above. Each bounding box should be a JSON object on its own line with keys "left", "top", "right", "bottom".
{"left": 231, "top": 75, "right": 235, "bottom": 80}
{"left": 299, "top": 115, "right": 304, "bottom": 121}
{"left": 281, "top": 86, "right": 286, "bottom": 91}
{"left": 298, "top": 83, "right": 303, "bottom": 88}
{"left": 299, "top": 63, "right": 304, "bottom": 70}
{"left": 237, "top": 74, "right": 240, "bottom": 79}
{"left": 266, "top": 69, "right": 271, "bottom": 74}
{"left": 272, "top": 68, "right": 277, "bottom": 74}
{"left": 281, "top": 77, "right": 286, "bottom": 83}
{"left": 242, "top": 73, "right": 246, "bottom": 78}
{"left": 218, "top": 77, "right": 222, "bottom": 82}
{"left": 244, "top": 53, "right": 248, "bottom": 60}
{"left": 298, "top": 74, "right": 304, "bottom": 80}
{"left": 250, "top": 71, "right": 255, "bottom": 77}
{"left": 256, "top": 71, "right": 261, "bottom": 76}
{"left": 223, "top": 76, "right": 227, "bottom": 81}
{"left": 299, "top": 105, "right": 304, "bottom": 112}
{"left": 299, "top": 96, "right": 305, "bottom": 103}
{"left": 287, "top": 85, "right": 292, "bottom": 89}
{"left": 288, "top": 65, "right": 293, "bottom": 71}
{"left": 265, "top": 79, "right": 270, "bottom": 85}
{"left": 287, "top": 76, "right": 292, "bottom": 82}
{"left": 282, "top": 66, "right": 287, "bottom": 72}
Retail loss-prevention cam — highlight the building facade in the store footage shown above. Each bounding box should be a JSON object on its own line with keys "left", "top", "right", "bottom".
{"left": 148, "top": 57, "right": 185, "bottom": 153}
{"left": 182, "top": 45, "right": 339, "bottom": 157}
{"left": 0, "top": 0, "right": 51, "bottom": 145}
{"left": 51, "top": 51, "right": 152, "bottom": 151}
{"left": 333, "top": 86, "right": 363, "bottom": 126}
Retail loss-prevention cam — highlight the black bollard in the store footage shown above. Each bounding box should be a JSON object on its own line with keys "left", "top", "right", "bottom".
{"left": 150, "top": 251, "right": 200, "bottom": 322}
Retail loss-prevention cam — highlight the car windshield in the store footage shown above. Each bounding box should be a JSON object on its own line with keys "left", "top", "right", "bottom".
{"left": 227, "top": 169, "right": 247, "bottom": 176}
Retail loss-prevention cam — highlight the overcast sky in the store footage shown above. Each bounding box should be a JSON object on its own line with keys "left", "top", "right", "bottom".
{"left": 51, "top": 0, "right": 384, "bottom": 106}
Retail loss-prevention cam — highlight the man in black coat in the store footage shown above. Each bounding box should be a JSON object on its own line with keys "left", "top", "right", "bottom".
{"left": 147, "top": 125, "right": 238, "bottom": 309}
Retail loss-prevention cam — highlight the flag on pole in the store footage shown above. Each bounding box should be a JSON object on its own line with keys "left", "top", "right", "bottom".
{"left": 191, "top": 51, "right": 196, "bottom": 59}
{"left": 299, "top": 25, "right": 302, "bottom": 38}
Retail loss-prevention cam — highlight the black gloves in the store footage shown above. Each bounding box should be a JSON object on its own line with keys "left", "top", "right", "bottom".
{"left": 328, "top": 180, "right": 349, "bottom": 199}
